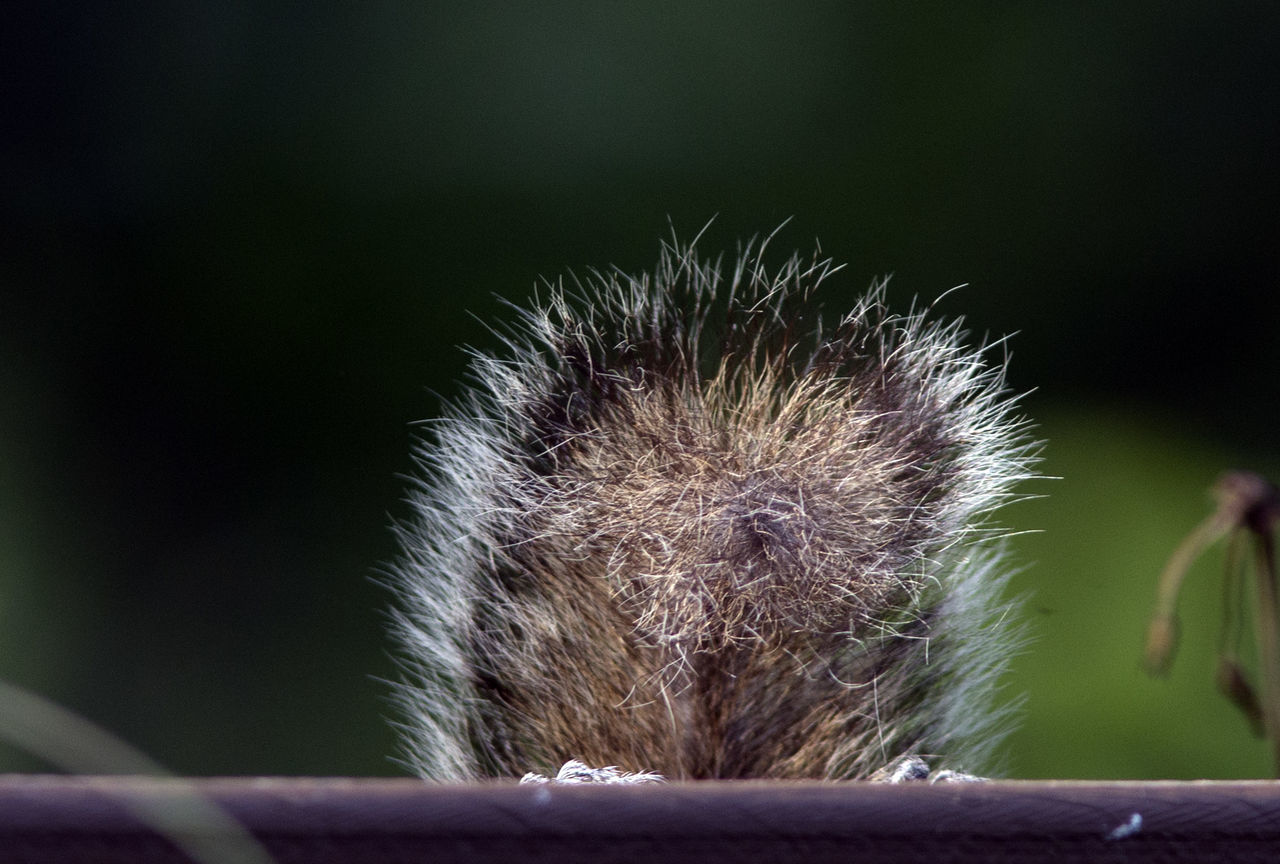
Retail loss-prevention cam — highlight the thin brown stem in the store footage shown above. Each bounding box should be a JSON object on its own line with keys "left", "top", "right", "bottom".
{"left": 1145, "top": 511, "right": 1233, "bottom": 674}
{"left": 1252, "top": 530, "right": 1280, "bottom": 776}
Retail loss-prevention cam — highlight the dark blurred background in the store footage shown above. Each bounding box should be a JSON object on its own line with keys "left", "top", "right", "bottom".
{"left": 3, "top": 2, "right": 1277, "bottom": 779}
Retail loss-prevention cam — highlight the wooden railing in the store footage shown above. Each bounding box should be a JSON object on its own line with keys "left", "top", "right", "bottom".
{"left": 1, "top": 775, "right": 1277, "bottom": 863}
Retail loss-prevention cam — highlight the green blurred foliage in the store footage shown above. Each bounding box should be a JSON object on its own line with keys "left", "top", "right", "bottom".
{"left": 1004, "top": 405, "right": 1280, "bottom": 778}
{"left": 3, "top": 3, "right": 1277, "bottom": 777}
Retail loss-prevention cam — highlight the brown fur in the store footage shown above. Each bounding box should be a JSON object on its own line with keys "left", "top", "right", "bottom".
{"left": 390, "top": 232, "right": 1035, "bottom": 780}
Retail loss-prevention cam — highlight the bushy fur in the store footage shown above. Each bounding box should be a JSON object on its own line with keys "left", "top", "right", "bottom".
{"left": 390, "top": 231, "right": 1036, "bottom": 781}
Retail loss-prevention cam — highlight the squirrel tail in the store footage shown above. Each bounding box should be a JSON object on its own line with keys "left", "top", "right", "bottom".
{"left": 389, "top": 231, "right": 1036, "bottom": 780}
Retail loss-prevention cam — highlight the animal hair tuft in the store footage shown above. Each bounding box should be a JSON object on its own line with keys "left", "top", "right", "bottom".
{"left": 389, "top": 230, "right": 1037, "bottom": 781}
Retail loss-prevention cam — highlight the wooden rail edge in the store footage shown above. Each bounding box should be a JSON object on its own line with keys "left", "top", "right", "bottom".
{"left": 0, "top": 775, "right": 1277, "bottom": 863}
